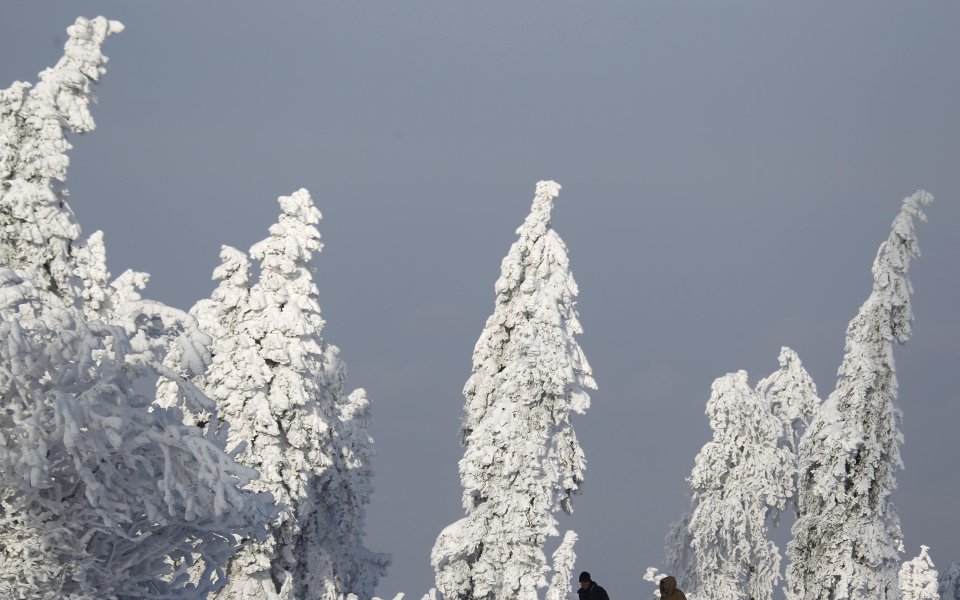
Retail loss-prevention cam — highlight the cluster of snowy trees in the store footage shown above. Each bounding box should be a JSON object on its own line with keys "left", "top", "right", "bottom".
{"left": 1, "top": 15, "right": 956, "bottom": 600}
{"left": 648, "top": 191, "right": 960, "bottom": 600}
{"left": 0, "top": 18, "right": 383, "bottom": 599}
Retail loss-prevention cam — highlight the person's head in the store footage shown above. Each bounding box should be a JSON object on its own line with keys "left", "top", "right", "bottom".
{"left": 578, "top": 571, "right": 591, "bottom": 590}
{"left": 659, "top": 576, "right": 678, "bottom": 597}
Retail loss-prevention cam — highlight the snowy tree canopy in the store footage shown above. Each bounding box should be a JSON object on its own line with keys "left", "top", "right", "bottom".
{"left": 681, "top": 370, "right": 793, "bottom": 600}
{"left": 159, "top": 189, "right": 387, "bottom": 599}
{"left": 0, "top": 17, "right": 122, "bottom": 304}
{"left": 432, "top": 181, "right": 596, "bottom": 600}
{"left": 0, "top": 18, "right": 277, "bottom": 598}
{"left": 787, "top": 191, "right": 934, "bottom": 600}
{"left": 0, "top": 268, "right": 274, "bottom": 599}
{"left": 900, "top": 546, "right": 941, "bottom": 600}
{"left": 0, "top": 15, "right": 213, "bottom": 378}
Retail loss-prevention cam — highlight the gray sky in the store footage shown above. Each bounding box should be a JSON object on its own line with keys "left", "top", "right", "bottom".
{"left": 3, "top": 2, "right": 959, "bottom": 597}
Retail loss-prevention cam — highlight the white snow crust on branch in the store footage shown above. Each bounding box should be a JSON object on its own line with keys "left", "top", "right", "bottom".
{"left": 431, "top": 181, "right": 596, "bottom": 600}
{"left": 899, "top": 546, "right": 941, "bottom": 600}
{"left": 786, "top": 191, "right": 934, "bottom": 600}
{"left": 159, "top": 189, "right": 387, "bottom": 599}
{"left": 0, "top": 268, "right": 274, "bottom": 598}
{"left": 0, "top": 17, "right": 122, "bottom": 303}
{"left": 669, "top": 371, "right": 793, "bottom": 600}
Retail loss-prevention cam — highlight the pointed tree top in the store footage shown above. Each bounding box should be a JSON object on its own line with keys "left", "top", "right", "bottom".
{"left": 777, "top": 346, "right": 799, "bottom": 368}
{"left": 212, "top": 245, "right": 250, "bottom": 285}
{"left": 37, "top": 17, "right": 124, "bottom": 135}
{"left": 517, "top": 180, "right": 562, "bottom": 240}
{"left": 278, "top": 187, "right": 321, "bottom": 225}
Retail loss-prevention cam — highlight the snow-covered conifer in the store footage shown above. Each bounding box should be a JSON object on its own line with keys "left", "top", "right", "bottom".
{"left": 0, "top": 17, "right": 122, "bottom": 304}
{"left": 431, "top": 181, "right": 596, "bottom": 600}
{"left": 0, "top": 16, "right": 213, "bottom": 378}
{"left": 786, "top": 191, "right": 934, "bottom": 600}
{"left": 939, "top": 562, "right": 960, "bottom": 600}
{"left": 682, "top": 371, "right": 793, "bottom": 600}
{"left": 0, "top": 268, "right": 273, "bottom": 598}
{"left": 160, "top": 190, "right": 386, "bottom": 599}
{"left": 900, "top": 546, "right": 941, "bottom": 600}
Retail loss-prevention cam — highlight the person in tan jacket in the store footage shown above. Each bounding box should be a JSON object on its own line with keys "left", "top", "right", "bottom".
{"left": 659, "top": 576, "right": 687, "bottom": 600}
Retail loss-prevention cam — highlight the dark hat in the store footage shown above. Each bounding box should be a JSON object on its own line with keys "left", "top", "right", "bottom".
{"left": 578, "top": 571, "right": 591, "bottom": 582}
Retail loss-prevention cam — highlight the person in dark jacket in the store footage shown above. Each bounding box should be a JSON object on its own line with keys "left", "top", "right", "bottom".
{"left": 658, "top": 575, "right": 687, "bottom": 600}
{"left": 577, "top": 571, "right": 610, "bottom": 600}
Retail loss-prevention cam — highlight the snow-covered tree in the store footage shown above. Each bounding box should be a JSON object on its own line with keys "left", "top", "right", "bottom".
{"left": 0, "top": 16, "right": 122, "bottom": 306}
{"left": 159, "top": 189, "right": 386, "bottom": 599}
{"left": 786, "top": 191, "right": 934, "bottom": 600}
{"left": 431, "top": 181, "right": 596, "bottom": 600}
{"left": 0, "top": 267, "right": 274, "bottom": 598}
{"left": 0, "top": 15, "right": 215, "bottom": 379}
{"left": 900, "top": 546, "right": 941, "bottom": 600}
{"left": 679, "top": 371, "right": 793, "bottom": 600}
{"left": 0, "top": 18, "right": 278, "bottom": 598}
{"left": 939, "top": 562, "right": 960, "bottom": 600}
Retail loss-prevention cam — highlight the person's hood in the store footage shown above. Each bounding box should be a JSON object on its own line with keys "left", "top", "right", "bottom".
{"left": 661, "top": 576, "right": 677, "bottom": 596}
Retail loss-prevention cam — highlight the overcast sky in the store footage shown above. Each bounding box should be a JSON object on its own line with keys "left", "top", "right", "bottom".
{"left": 3, "top": 2, "right": 959, "bottom": 598}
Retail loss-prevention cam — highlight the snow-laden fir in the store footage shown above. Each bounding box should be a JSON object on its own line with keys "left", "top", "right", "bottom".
{"left": 157, "top": 189, "right": 388, "bottom": 599}
{"left": 431, "top": 181, "right": 596, "bottom": 600}
{"left": 787, "top": 191, "right": 934, "bottom": 600}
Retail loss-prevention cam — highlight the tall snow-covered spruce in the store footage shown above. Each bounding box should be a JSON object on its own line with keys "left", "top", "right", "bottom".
{"left": 431, "top": 181, "right": 596, "bottom": 600}
{"left": 159, "top": 189, "right": 387, "bottom": 599}
{"left": 787, "top": 191, "right": 934, "bottom": 600}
